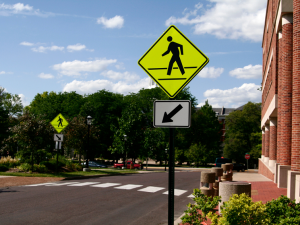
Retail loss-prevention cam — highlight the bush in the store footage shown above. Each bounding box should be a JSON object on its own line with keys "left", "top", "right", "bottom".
{"left": 0, "top": 156, "right": 20, "bottom": 168}
{"left": 181, "top": 189, "right": 221, "bottom": 224}
{"left": 208, "top": 193, "right": 269, "bottom": 224}
{"left": 18, "top": 163, "right": 31, "bottom": 172}
{"left": 265, "top": 195, "right": 300, "bottom": 224}
{"left": 0, "top": 164, "right": 9, "bottom": 172}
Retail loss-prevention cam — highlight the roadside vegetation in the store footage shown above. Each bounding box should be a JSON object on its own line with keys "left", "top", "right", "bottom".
{"left": 181, "top": 189, "right": 300, "bottom": 225}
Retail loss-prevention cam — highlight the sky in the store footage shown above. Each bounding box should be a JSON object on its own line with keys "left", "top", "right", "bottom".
{"left": 0, "top": 0, "right": 267, "bottom": 108}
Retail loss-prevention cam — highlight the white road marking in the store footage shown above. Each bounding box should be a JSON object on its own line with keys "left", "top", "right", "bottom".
{"left": 138, "top": 186, "right": 165, "bottom": 193}
{"left": 45, "top": 182, "right": 80, "bottom": 186}
{"left": 114, "top": 184, "right": 143, "bottom": 190}
{"left": 68, "top": 182, "right": 100, "bottom": 186}
{"left": 91, "top": 183, "right": 121, "bottom": 188}
{"left": 187, "top": 194, "right": 194, "bottom": 198}
{"left": 24, "top": 183, "right": 56, "bottom": 186}
{"left": 162, "top": 189, "right": 188, "bottom": 196}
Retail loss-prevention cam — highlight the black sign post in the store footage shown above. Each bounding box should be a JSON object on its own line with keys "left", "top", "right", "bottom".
{"left": 168, "top": 127, "right": 175, "bottom": 225}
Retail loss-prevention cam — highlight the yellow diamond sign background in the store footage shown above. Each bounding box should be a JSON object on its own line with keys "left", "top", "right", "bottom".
{"left": 50, "top": 113, "right": 69, "bottom": 133}
{"left": 138, "top": 25, "right": 209, "bottom": 98}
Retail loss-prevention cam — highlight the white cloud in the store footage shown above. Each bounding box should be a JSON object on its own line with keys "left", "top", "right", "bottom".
{"left": 101, "top": 70, "right": 140, "bottom": 81}
{"left": 67, "top": 43, "right": 86, "bottom": 52}
{"left": 32, "top": 45, "right": 64, "bottom": 53}
{"left": 63, "top": 78, "right": 149, "bottom": 95}
{"left": 198, "top": 67, "right": 223, "bottom": 78}
{"left": 18, "top": 94, "right": 30, "bottom": 107}
{"left": 20, "top": 41, "right": 34, "bottom": 46}
{"left": 165, "top": 0, "right": 266, "bottom": 42}
{"left": 38, "top": 73, "right": 54, "bottom": 79}
{"left": 0, "top": 71, "right": 13, "bottom": 75}
{"left": 197, "top": 83, "right": 261, "bottom": 108}
{"left": 229, "top": 64, "right": 262, "bottom": 79}
{"left": 52, "top": 59, "right": 117, "bottom": 76}
{"left": 97, "top": 15, "right": 124, "bottom": 29}
{"left": 0, "top": 3, "right": 53, "bottom": 17}
{"left": 0, "top": 3, "right": 33, "bottom": 12}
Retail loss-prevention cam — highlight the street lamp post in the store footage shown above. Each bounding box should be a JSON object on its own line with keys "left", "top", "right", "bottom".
{"left": 86, "top": 115, "right": 92, "bottom": 169}
{"left": 165, "top": 148, "right": 168, "bottom": 171}
{"left": 123, "top": 134, "right": 127, "bottom": 169}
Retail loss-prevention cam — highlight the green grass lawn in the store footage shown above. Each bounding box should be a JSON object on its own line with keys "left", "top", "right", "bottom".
{"left": 0, "top": 169, "right": 138, "bottom": 178}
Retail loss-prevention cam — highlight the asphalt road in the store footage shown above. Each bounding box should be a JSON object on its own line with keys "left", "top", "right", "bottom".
{"left": 0, "top": 171, "right": 201, "bottom": 225}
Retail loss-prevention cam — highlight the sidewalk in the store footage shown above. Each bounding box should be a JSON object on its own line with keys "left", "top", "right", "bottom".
{"left": 175, "top": 170, "right": 287, "bottom": 225}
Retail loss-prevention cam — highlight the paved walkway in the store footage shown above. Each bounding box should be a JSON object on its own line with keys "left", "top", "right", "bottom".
{"left": 176, "top": 170, "right": 287, "bottom": 225}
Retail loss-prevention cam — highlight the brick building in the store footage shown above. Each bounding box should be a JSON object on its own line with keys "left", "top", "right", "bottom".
{"left": 260, "top": 0, "right": 300, "bottom": 202}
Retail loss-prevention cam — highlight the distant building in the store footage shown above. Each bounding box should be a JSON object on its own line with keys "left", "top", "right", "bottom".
{"left": 260, "top": 0, "right": 300, "bottom": 202}
{"left": 148, "top": 77, "right": 159, "bottom": 88}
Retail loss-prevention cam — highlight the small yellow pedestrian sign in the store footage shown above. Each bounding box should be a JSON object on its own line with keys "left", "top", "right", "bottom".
{"left": 50, "top": 113, "right": 69, "bottom": 133}
{"left": 138, "top": 25, "right": 209, "bottom": 98}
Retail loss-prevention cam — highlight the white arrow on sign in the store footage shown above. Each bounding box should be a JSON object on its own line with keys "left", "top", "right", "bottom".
{"left": 153, "top": 100, "right": 191, "bottom": 128}
{"left": 54, "top": 134, "right": 64, "bottom": 142}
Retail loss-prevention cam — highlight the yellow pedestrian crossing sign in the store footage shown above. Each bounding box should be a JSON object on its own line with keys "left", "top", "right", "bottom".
{"left": 50, "top": 113, "right": 69, "bottom": 133}
{"left": 138, "top": 25, "right": 209, "bottom": 98}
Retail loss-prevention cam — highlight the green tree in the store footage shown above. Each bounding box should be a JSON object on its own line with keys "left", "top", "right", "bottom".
{"left": 79, "top": 90, "right": 124, "bottom": 160}
{"left": 187, "top": 143, "right": 208, "bottom": 167}
{"left": 1, "top": 112, "right": 54, "bottom": 168}
{"left": 64, "top": 115, "right": 100, "bottom": 163}
{"left": 29, "top": 91, "right": 85, "bottom": 123}
{"left": 223, "top": 102, "right": 261, "bottom": 164}
{"left": 178, "top": 100, "right": 222, "bottom": 165}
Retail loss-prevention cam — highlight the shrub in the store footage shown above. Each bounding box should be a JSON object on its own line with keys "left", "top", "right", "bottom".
{"left": 0, "top": 156, "right": 20, "bottom": 168}
{"left": 265, "top": 195, "right": 300, "bottom": 224}
{"left": 18, "top": 163, "right": 31, "bottom": 172}
{"left": 208, "top": 193, "right": 269, "bottom": 225}
{"left": 181, "top": 189, "right": 221, "bottom": 224}
{"left": 74, "top": 163, "right": 83, "bottom": 171}
{"left": 0, "top": 164, "right": 9, "bottom": 172}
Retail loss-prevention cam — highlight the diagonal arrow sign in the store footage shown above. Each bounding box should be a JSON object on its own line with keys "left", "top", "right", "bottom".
{"left": 56, "top": 135, "right": 61, "bottom": 141}
{"left": 162, "top": 104, "right": 183, "bottom": 123}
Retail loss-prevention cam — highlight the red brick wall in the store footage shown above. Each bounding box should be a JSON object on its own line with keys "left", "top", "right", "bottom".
{"left": 265, "top": 126, "right": 270, "bottom": 157}
{"left": 258, "top": 159, "right": 274, "bottom": 181}
{"left": 281, "top": 19, "right": 293, "bottom": 166}
{"left": 292, "top": 0, "right": 300, "bottom": 172}
{"left": 270, "top": 124, "right": 277, "bottom": 160}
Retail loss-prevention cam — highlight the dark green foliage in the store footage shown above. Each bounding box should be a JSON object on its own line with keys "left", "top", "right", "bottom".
{"left": 224, "top": 102, "right": 261, "bottom": 164}
{"left": 265, "top": 195, "right": 300, "bottom": 224}
{"left": 0, "top": 164, "right": 9, "bottom": 172}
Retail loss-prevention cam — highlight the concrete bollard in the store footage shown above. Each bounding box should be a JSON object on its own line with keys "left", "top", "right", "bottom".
{"left": 221, "top": 163, "right": 233, "bottom": 181}
{"left": 211, "top": 167, "right": 223, "bottom": 196}
{"left": 219, "top": 181, "right": 251, "bottom": 213}
{"left": 200, "top": 171, "right": 216, "bottom": 197}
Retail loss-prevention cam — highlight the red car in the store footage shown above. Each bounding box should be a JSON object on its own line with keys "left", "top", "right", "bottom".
{"left": 114, "top": 161, "right": 140, "bottom": 170}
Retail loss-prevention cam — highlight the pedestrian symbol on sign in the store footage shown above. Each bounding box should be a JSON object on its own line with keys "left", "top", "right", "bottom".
{"left": 162, "top": 36, "right": 185, "bottom": 75}
{"left": 57, "top": 116, "right": 63, "bottom": 127}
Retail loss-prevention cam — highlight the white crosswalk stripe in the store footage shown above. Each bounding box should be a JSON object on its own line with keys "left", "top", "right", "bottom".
{"left": 187, "top": 194, "right": 194, "bottom": 198}
{"left": 138, "top": 186, "right": 165, "bottom": 193}
{"left": 45, "top": 182, "right": 80, "bottom": 186}
{"left": 114, "top": 184, "right": 143, "bottom": 190}
{"left": 25, "top": 183, "right": 56, "bottom": 186}
{"left": 162, "top": 189, "right": 188, "bottom": 196}
{"left": 68, "top": 182, "right": 100, "bottom": 186}
{"left": 91, "top": 183, "right": 121, "bottom": 188}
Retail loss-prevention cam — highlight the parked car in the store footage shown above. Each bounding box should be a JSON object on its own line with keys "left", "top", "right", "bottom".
{"left": 114, "top": 161, "right": 140, "bottom": 170}
{"left": 81, "top": 161, "right": 107, "bottom": 168}
{"left": 233, "top": 163, "right": 245, "bottom": 172}
{"left": 214, "top": 157, "right": 232, "bottom": 167}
